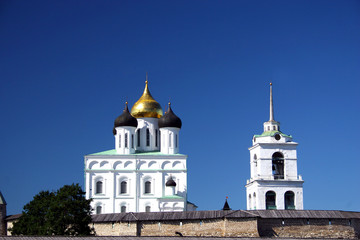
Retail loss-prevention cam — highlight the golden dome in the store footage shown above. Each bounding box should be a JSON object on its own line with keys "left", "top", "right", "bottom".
{"left": 131, "top": 80, "right": 163, "bottom": 118}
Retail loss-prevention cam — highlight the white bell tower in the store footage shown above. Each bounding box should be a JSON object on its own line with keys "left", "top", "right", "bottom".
{"left": 245, "top": 83, "right": 304, "bottom": 210}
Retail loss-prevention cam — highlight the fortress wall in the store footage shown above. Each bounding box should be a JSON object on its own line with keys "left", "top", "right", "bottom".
{"left": 258, "top": 218, "right": 358, "bottom": 239}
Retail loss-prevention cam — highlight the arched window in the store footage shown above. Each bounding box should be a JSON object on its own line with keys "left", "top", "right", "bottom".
{"left": 125, "top": 133, "right": 128, "bottom": 148}
{"left": 248, "top": 194, "right": 252, "bottom": 209}
{"left": 145, "top": 206, "right": 151, "bottom": 212}
{"left": 146, "top": 128, "right": 150, "bottom": 146}
{"left": 285, "top": 191, "right": 295, "bottom": 209}
{"left": 137, "top": 129, "right": 141, "bottom": 147}
{"left": 96, "top": 205, "right": 102, "bottom": 214}
{"left": 96, "top": 181, "right": 103, "bottom": 194}
{"left": 155, "top": 130, "right": 158, "bottom": 147}
{"left": 120, "top": 181, "right": 127, "bottom": 194}
{"left": 254, "top": 154, "right": 257, "bottom": 160}
{"left": 272, "top": 152, "right": 284, "bottom": 179}
{"left": 266, "top": 191, "right": 276, "bottom": 209}
{"left": 273, "top": 126, "right": 276, "bottom": 130}
{"left": 131, "top": 134, "right": 134, "bottom": 148}
{"left": 145, "top": 181, "right": 151, "bottom": 194}
{"left": 121, "top": 206, "right": 126, "bottom": 213}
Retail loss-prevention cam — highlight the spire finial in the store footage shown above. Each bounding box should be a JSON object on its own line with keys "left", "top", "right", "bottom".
{"left": 124, "top": 101, "right": 129, "bottom": 111}
{"left": 145, "top": 72, "right": 148, "bottom": 84}
{"left": 269, "top": 82, "right": 274, "bottom": 121}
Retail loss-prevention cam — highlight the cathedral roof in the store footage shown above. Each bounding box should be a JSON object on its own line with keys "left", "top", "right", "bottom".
{"left": 165, "top": 177, "right": 177, "bottom": 187}
{"left": 113, "top": 102, "right": 138, "bottom": 135}
{"left": 158, "top": 103, "right": 182, "bottom": 129}
{"left": 131, "top": 78, "right": 163, "bottom": 119}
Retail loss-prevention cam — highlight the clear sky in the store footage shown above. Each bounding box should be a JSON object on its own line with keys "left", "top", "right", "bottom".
{"left": 1, "top": 0, "right": 359, "bottom": 215}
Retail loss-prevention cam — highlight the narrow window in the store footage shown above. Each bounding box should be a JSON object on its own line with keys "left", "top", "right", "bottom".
{"left": 137, "top": 129, "right": 141, "bottom": 147}
{"left": 131, "top": 134, "right": 134, "bottom": 148}
{"left": 175, "top": 134, "right": 178, "bottom": 148}
{"left": 249, "top": 194, "right": 252, "bottom": 209}
{"left": 146, "top": 128, "right": 150, "bottom": 146}
{"left": 96, "top": 205, "right": 102, "bottom": 214}
{"left": 96, "top": 181, "right": 103, "bottom": 194}
{"left": 273, "top": 126, "right": 276, "bottom": 130}
{"left": 265, "top": 191, "right": 276, "bottom": 209}
{"left": 307, "top": 219, "right": 310, "bottom": 225}
{"left": 145, "top": 206, "right": 151, "bottom": 212}
{"left": 155, "top": 130, "right": 158, "bottom": 147}
{"left": 120, "top": 181, "right": 127, "bottom": 194}
{"left": 125, "top": 133, "right": 128, "bottom": 148}
{"left": 329, "top": 219, "right": 332, "bottom": 225}
{"left": 145, "top": 181, "right": 151, "bottom": 194}
{"left": 169, "top": 133, "right": 172, "bottom": 147}
{"left": 119, "top": 135, "right": 121, "bottom": 148}
{"left": 121, "top": 206, "right": 126, "bottom": 213}
{"left": 268, "top": 126, "right": 270, "bottom": 131}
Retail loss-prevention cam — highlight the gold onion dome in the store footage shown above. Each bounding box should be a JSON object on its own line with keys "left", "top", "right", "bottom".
{"left": 131, "top": 80, "right": 163, "bottom": 118}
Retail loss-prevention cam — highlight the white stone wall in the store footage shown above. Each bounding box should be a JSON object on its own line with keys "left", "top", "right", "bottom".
{"left": 85, "top": 154, "right": 187, "bottom": 213}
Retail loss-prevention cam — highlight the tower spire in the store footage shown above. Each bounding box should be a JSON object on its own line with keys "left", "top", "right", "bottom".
{"left": 269, "top": 82, "right": 274, "bottom": 121}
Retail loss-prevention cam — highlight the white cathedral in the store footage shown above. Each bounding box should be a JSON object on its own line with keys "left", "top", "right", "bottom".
{"left": 84, "top": 78, "right": 196, "bottom": 214}
{"left": 84, "top": 78, "right": 303, "bottom": 214}
{"left": 245, "top": 83, "right": 304, "bottom": 210}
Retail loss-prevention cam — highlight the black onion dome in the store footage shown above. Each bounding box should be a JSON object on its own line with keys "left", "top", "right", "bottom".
{"left": 113, "top": 103, "right": 138, "bottom": 135}
{"left": 165, "top": 177, "right": 176, "bottom": 187}
{"left": 158, "top": 103, "right": 182, "bottom": 129}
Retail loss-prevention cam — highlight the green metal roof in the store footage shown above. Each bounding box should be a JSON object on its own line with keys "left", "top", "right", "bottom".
{"left": 158, "top": 195, "right": 183, "bottom": 199}
{"left": 254, "top": 131, "right": 292, "bottom": 138}
{"left": 88, "top": 149, "right": 186, "bottom": 156}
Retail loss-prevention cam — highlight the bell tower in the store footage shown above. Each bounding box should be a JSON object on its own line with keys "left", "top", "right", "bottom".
{"left": 245, "top": 83, "right": 304, "bottom": 210}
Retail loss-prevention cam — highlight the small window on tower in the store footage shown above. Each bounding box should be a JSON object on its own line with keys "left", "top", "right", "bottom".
{"left": 273, "top": 126, "right": 276, "bottom": 130}
{"left": 145, "top": 206, "right": 151, "bottom": 212}
{"left": 137, "top": 129, "right": 141, "bottom": 147}
{"left": 146, "top": 129, "right": 150, "bottom": 146}
{"left": 155, "top": 130, "right": 158, "bottom": 147}
{"left": 119, "top": 135, "right": 121, "bottom": 148}
{"left": 131, "top": 134, "right": 134, "bottom": 148}
{"left": 125, "top": 133, "right": 128, "bottom": 148}
{"left": 176, "top": 134, "right": 178, "bottom": 148}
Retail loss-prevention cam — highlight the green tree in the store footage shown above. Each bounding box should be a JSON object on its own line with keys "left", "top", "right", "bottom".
{"left": 10, "top": 183, "right": 94, "bottom": 236}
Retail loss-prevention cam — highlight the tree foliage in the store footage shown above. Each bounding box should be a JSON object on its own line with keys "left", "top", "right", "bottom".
{"left": 10, "top": 183, "right": 93, "bottom": 236}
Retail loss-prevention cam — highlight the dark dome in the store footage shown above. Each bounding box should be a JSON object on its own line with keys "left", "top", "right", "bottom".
{"left": 158, "top": 103, "right": 182, "bottom": 129}
{"left": 165, "top": 177, "right": 176, "bottom": 187}
{"left": 113, "top": 103, "right": 138, "bottom": 135}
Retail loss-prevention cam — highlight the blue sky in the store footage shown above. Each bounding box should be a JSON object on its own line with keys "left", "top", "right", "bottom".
{"left": 1, "top": 0, "right": 359, "bottom": 215}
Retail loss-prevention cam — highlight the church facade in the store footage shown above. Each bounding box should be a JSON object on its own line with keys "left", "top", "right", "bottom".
{"left": 245, "top": 83, "right": 304, "bottom": 210}
{"left": 84, "top": 78, "right": 195, "bottom": 214}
